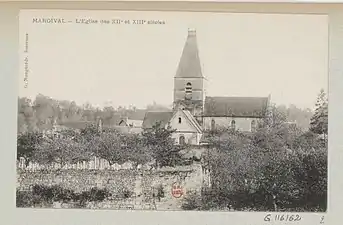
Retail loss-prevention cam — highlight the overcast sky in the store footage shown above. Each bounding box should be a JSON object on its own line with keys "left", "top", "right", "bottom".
{"left": 19, "top": 10, "right": 328, "bottom": 110}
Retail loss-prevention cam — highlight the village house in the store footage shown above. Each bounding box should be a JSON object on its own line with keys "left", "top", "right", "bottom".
{"left": 117, "top": 117, "right": 143, "bottom": 133}
{"left": 142, "top": 108, "right": 203, "bottom": 145}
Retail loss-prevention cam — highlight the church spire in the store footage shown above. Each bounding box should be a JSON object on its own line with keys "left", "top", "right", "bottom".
{"left": 173, "top": 29, "right": 206, "bottom": 120}
{"left": 175, "top": 28, "right": 203, "bottom": 78}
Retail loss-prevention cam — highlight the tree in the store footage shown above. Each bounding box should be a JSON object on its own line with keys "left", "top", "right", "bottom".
{"left": 262, "top": 104, "right": 287, "bottom": 130}
{"left": 34, "top": 131, "right": 88, "bottom": 168}
{"left": 17, "top": 131, "right": 43, "bottom": 167}
{"left": 80, "top": 123, "right": 101, "bottom": 141}
{"left": 190, "top": 113, "right": 327, "bottom": 212}
{"left": 124, "top": 133, "right": 153, "bottom": 167}
{"left": 142, "top": 122, "right": 180, "bottom": 167}
{"left": 33, "top": 94, "right": 57, "bottom": 130}
{"left": 310, "top": 89, "right": 328, "bottom": 136}
{"left": 276, "top": 104, "right": 313, "bottom": 131}
{"left": 91, "top": 131, "right": 129, "bottom": 166}
{"left": 18, "top": 97, "right": 38, "bottom": 132}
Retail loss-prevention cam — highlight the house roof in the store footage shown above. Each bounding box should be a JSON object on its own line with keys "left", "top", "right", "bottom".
{"left": 60, "top": 120, "right": 113, "bottom": 130}
{"left": 175, "top": 29, "right": 203, "bottom": 78}
{"left": 204, "top": 96, "right": 269, "bottom": 117}
{"left": 60, "top": 121, "right": 93, "bottom": 130}
{"left": 142, "top": 111, "right": 173, "bottom": 129}
{"left": 128, "top": 119, "right": 143, "bottom": 127}
{"left": 127, "top": 109, "right": 146, "bottom": 120}
{"left": 119, "top": 119, "right": 143, "bottom": 128}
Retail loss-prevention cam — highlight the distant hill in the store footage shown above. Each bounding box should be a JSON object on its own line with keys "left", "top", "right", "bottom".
{"left": 17, "top": 94, "right": 171, "bottom": 133}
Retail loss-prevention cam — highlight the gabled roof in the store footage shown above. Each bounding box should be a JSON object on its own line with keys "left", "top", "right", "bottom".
{"left": 204, "top": 96, "right": 269, "bottom": 117}
{"left": 175, "top": 29, "right": 203, "bottom": 78}
{"left": 181, "top": 110, "right": 203, "bottom": 133}
{"left": 142, "top": 111, "right": 173, "bottom": 129}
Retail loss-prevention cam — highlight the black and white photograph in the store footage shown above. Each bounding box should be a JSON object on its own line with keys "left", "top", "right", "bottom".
{"left": 17, "top": 9, "right": 328, "bottom": 212}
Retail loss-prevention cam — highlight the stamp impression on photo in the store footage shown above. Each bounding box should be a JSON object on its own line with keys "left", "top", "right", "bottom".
{"left": 171, "top": 182, "right": 183, "bottom": 198}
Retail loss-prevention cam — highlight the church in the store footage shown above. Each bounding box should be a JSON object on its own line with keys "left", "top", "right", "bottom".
{"left": 142, "top": 29, "right": 270, "bottom": 145}
{"left": 56, "top": 29, "right": 270, "bottom": 146}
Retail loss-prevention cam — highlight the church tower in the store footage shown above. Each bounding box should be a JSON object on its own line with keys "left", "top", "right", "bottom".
{"left": 173, "top": 29, "right": 206, "bottom": 122}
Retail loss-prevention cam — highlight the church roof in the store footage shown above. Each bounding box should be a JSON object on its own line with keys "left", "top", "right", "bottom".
{"left": 142, "top": 111, "right": 173, "bottom": 129}
{"left": 181, "top": 110, "right": 203, "bottom": 133}
{"left": 204, "top": 96, "right": 269, "bottom": 117}
{"left": 175, "top": 29, "right": 203, "bottom": 78}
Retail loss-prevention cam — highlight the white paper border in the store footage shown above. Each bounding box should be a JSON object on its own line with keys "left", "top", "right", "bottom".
{"left": 0, "top": 2, "right": 342, "bottom": 225}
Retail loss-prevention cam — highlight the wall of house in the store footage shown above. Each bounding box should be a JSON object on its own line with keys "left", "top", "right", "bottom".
{"left": 170, "top": 110, "right": 196, "bottom": 132}
{"left": 203, "top": 117, "right": 262, "bottom": 132}
{"left": 169, "top": 110, "right": 202, "bottom": 145}
{"left": 172, "top": 132, "right": 202, "bottom": 145}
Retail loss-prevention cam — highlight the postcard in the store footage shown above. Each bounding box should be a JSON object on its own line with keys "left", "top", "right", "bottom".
{"left": 17, "top": 8, "right": 328, "bottom": 224}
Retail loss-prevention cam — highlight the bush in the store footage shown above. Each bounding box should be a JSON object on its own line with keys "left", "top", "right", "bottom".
{"left": 70, "top": 187, "right": 112, "bottom": 208}
{"left": 16, "top": 190, "right": 34, "bottom": 208}
{"left": 196, "top": 127, "right": 327, "bottom": 212}
{"left": 30, "top": 184, "right": 77, "bottom": 203}
{"left": 17, "top": 186, "right": 55, "bottom": 208}
{"left": 156, "top": 184, "right": 164, "bottom": 200}
{"left": 181, "top": 191, "right": 203, "bottom": 210}
{"left": 16, "top": 185, "right": 112, "bottom": 208}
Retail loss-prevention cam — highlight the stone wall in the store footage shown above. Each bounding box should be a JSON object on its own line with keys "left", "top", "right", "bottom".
{"left": 17, "top": 163, "right": 207, "bottom": 210}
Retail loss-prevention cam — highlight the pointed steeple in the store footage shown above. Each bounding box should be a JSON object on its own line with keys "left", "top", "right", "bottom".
{"left": 175, "top": 28, "right": 203, "bottom": 78}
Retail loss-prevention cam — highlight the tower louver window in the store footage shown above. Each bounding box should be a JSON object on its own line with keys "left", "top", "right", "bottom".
{"left": 185, "top": 82, "right": 192, "bottom": 99}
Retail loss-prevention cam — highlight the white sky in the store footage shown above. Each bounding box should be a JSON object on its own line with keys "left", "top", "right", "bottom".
{"left": 19, "top": 10, "right": 328, "bottom": 110}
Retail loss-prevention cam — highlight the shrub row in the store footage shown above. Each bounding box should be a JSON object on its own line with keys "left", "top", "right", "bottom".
{"left": 16, "top": 184, "right": 113, "bottom": 208}
{"left": 181, "top": 148, "right": 327, "bottom": 212}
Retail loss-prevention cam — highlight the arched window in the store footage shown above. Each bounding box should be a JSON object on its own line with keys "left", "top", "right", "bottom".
{"left": 211, "top": 119, "right": 216, "bottom": 130}
{"left": 251, "top": 120, "right": 256, "bottom": 132}
{"left": 185, "top": 82, "right": 192, "bottom": 100}
{"left": 179, "top": 135, "right": 185, "bottom": 145}
{"left": 231, "top": 120, "right": 236, "bottom": 130}
{"left": 178, "top": 117, "right": 182, "bottom": 124}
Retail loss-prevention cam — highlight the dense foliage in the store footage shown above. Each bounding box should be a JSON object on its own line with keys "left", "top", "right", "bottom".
{"left": 17, "top": 120, "right": 183, "bottom": 169}
{"left": 310, "top": 89, "right": 328, "bottom": 136}
{"left": 16, "top": 185, "right": 112, "bottom": 208}
{"left": 18, "top": 94, "right": 313, "bottom": 134}
{"left": 182, "top": 94, "right": 328, "bottom": 212}
{"left": 18, "top": 94, "right": 170, "bottom": 133}
{"left": 17, "top": 91, "right": 327, "bottom": 211}
{"left": 141, "top": 122, "right": 181, "bottom": 167}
